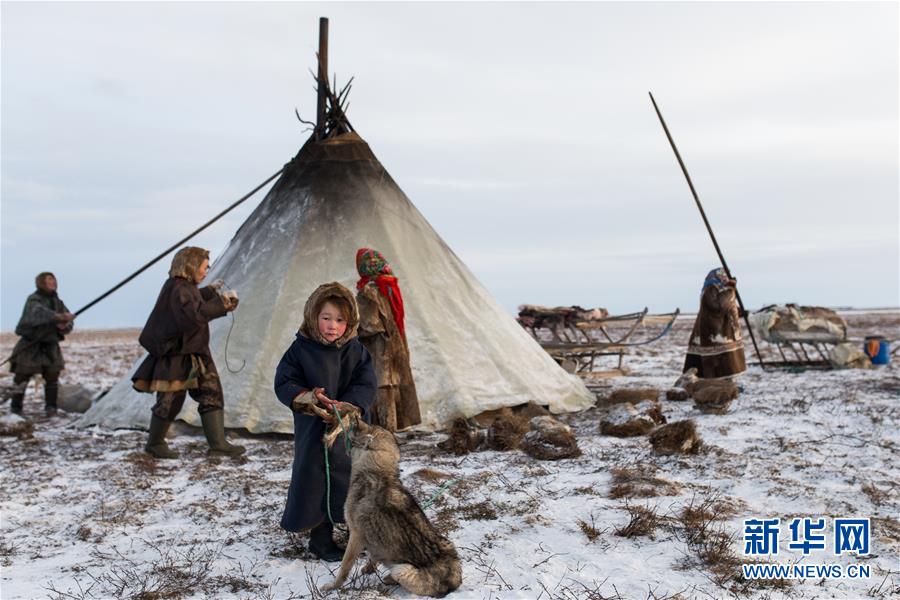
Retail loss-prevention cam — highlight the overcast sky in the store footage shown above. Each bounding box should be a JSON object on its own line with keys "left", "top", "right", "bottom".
{"left": 2, "top": 1, "right": 898, "bottom": 330}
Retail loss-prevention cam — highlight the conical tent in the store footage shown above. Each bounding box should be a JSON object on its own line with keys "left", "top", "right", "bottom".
{"left": 78, "top": 132, "right": 595, "bottom": 433}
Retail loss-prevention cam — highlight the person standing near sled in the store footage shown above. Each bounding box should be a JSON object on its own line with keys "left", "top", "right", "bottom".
{"left": 8, "top": 272, "right": 74, "bottom": 416}
{"left": 684, "top": 267, "right": 747, "bottom": 379}
{"left": 132, "top": 246, "right": 244, "bottom": 458}
{"left": 274, "top": 282, "right": 376, "bottom": 561}
{"left": 354, "top": 247, "right": 421, "bottom": 431}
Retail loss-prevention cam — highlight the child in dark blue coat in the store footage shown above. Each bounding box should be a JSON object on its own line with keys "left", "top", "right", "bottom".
{"left": 274, "top": 282, "right": 377, "bottom": 561}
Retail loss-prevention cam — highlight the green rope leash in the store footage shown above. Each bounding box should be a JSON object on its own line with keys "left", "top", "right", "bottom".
{"left": 421, "top": 478, "right": 460, "bottom": 510}
{"left": 333, "top": 404, "right": 353, "bottom": 454}
{"left": 323, "top": 441, "right": 335, "bottom": 525}
{"left": 322, "top": 403, "right": 354, "bottom": 526}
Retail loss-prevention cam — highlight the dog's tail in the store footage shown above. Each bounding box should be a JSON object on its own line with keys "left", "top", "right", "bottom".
{"left": 389, "top": 557, "right": 462, "bottom": 598}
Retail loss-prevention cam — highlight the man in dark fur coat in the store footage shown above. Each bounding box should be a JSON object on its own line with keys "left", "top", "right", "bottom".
{"left": 684, "top": 267, "right": 747, "bottom": 379}
{"left": 8, "top": 272, "right": 74, "bottom": 416}
{"left": 132, "top": 246, "right": 243, "bottom": 459}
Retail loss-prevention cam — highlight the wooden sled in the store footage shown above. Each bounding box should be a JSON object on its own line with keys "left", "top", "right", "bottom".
{"left": 762, "top": 340, "right": 834, "bottom": 370}
{"left": 750, "top": 305, "right": 847, "bottom": 370}
{"left": 518, "top": 306, "right": 680, "bottom": 378}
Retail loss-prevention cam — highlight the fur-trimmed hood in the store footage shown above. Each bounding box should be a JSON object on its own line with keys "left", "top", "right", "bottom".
{"left": 169, "top": 247, "right": 209, "bottom": 282}
{"left": 299, "top": 282, "right": 359, "bottom": 347}
{"left": 35, "top": 272, "right": 57, "bottom": 295}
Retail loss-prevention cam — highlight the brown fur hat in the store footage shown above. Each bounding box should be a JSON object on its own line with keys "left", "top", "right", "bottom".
{"left": 35, "top": 272, "right": 56, "bottom": 292}
{"left": 299, "top": 282, "right": 360, "bottom": 347}
{"left": 169, "top": 247, "right": 209, "bottom": 281}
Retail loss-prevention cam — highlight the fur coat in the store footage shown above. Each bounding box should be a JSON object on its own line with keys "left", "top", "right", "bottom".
{"left": 684, "top": 280, "right": 747, "bottom": 378}
{"left": 357, "top": 283, "right": 421, "bottom": 430}
{"left": 11, "top": 290, "right": 72, "bottom": 375}
{"left": 274, "top": 282, "right": 377, "bottom": 531}
{"left": 132, "top": 248, "right": 228, "bottom": 393}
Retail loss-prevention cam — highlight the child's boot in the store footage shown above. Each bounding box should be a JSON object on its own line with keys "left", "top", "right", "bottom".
{"left": 308, "top": 521, "right": 343, "bottom": 562}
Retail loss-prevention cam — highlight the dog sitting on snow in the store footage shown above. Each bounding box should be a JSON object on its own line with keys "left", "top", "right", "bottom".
{"left": 322, "top": 418, "right": 462, "bottom": 597}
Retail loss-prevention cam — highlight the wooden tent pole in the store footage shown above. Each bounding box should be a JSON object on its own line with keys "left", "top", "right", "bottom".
{"left": 648, "top": 91, "right": 765, "bottom": 368}
{"left": 316, "top": 17, "right": 329, "bottom": 140}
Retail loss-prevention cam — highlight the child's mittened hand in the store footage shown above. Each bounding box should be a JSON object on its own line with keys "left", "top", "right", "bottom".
{"left": 291, "top": 390, "right": 317, "bottom": 412}
{"left": 313, "top": 388, "right": 333, "bottom": 405}
{"left": 222, "top": 290, "right": 239, "bottom": 311}
{"left": 331, "top": 401, "right": 361, "bottom": 415}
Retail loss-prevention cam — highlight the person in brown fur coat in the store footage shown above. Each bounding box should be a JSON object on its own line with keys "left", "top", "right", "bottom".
{"left": 8, "top": 272, "right": 74, "bottom": 416}
{"left": 683, "top": 267, "right": 747, "bottom": 379}
{"left": 354, "top": 248, "right": 421, "bottom": 431}
{"left": 132, "top": 246, "right": 243, "bottom": 459}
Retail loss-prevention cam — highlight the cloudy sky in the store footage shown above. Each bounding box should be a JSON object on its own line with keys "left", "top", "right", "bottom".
{"left": 2, "top": 2, "right": 897, "bottom": 329}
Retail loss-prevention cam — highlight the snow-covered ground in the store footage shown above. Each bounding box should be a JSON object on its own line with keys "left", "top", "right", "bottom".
{"left": 1, "top": 312, "right": 897, "bottom": 599}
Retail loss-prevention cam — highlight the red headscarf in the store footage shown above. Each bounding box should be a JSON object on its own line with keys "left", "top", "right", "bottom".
{"left": 355, "top": 248, "right": 406, "bottom": 339}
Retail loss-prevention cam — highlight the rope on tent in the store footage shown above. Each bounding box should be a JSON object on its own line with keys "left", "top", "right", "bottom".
{"left": 1, "top": 164, "right": 289, "bottom": 367}
{"left": 217, "top": 279, "right": 246, "bottom": 374}
{"left": 223, "top": 312, "right": 246, "bottom": 374}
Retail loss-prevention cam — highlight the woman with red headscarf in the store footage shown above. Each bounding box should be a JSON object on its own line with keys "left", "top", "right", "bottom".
{"left": 355, "top": 248, "right": 421, "bottom": 431}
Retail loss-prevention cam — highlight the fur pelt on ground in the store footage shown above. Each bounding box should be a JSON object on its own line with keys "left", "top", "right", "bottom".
{"left": 436, "top": 418, "right": 485, "bottom": 455}
{"left": 519, "top": 416, "right": 581, "bottom": 460}
{"left": 691, "top": 379, "right": 739, "bottom": 414}
{"left": 486, "top": 413, "right": 530, "bottom": 451}
{"left": 600, "top": 401, "right": 665, "bottom": 437}
{"left": 0, "top": 414, "right": 34, "bottom": 440}
{"left": 322, "top": 420, "right": 462, "bottom": 597}
{"left": 605, "top": 388, "right": 660, "bottom": 405}
{"left": 648, "top": 420, "right": 702, "bottom": 455}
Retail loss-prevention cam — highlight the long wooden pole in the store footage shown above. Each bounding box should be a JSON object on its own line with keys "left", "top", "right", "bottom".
{"left": 648, "top": 91, "right": 764, "bottom": 367}
{"left": 1, "top": 166, "right": 286, "bottom": 366}
{"left": 316, "top": 17, "right": 329, "bottom": 140}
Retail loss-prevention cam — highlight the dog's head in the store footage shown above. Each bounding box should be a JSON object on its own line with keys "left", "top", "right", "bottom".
{"left": 349, "top": 419, "right": 401, "bottom": 473}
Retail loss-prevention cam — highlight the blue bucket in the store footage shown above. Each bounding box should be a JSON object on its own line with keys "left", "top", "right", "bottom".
{"left": 864, "top": 336, "right": 890, "bottom": 365}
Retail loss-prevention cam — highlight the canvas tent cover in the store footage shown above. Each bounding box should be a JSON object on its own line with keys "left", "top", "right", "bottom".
{"left": 78, "top": 133, "right": 594, "bottom": 433}
{"left": 750, "top": 304, "right": 847, "bottom": 344}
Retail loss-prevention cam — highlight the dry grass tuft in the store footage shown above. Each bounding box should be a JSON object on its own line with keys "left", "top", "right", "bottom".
{"left": 577, "top": 513, "right": 604, "bottom": 542}
{"left": 615, "top": 504, "right": 663, "bottom": 539}
{"left": 608, "top": 466, "right": 680, "bottom": 499}
{"left": 124, "top": 451, "right": 158, "bottom": 477}
{"left": 43, "top": 538, "right": 269, "bottom": 600}
{"left": 861, "top": 482, "right": 892, "bottom": 507}
{"left": 672, "top": 494, "right": 790, "bottom": 593}
{"left": 456, "top": 500, "right": 498, "bottom": 521}
{"left": 0, "top": 537, "right": 20, "bottom": 568}
{"left": 432, "top": 507, "right": 461, "bottom": 535}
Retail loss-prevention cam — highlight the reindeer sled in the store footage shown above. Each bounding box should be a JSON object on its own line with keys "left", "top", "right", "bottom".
{"left": 517, "top": 305, "right": 680, "bottom": 379}
{"left": 749, "top": 304, "right": 849, "bottom": 369}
